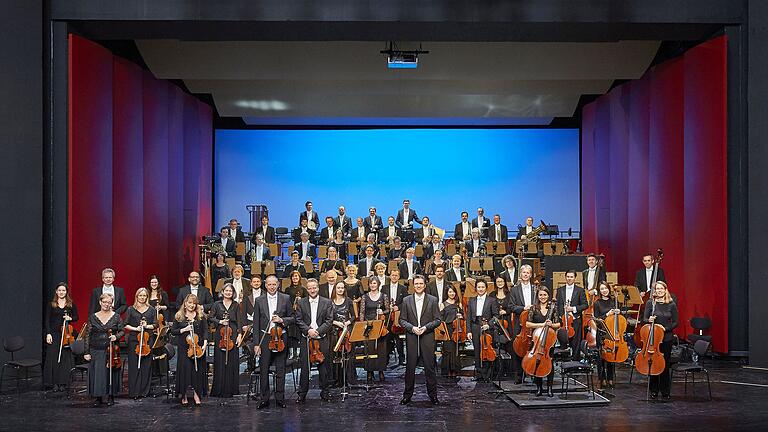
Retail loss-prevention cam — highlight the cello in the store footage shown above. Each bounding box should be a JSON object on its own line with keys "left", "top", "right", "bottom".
{"left": 521, "top": 300, "right": 557, "bottom": 378}
{"left": 634, "top": 299, "right": 665, "bottom": 376}
{"left": 582, "top": 254, "right": 604, "bottom": 332}
{"left": 602, "top": 290, "right": 629, "bottom": 363}
{"left": 634, "top": 248, "right": 664, "bottom": 347}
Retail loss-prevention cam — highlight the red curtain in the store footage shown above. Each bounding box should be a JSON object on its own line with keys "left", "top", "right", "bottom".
{"left": 581, "top": 36, "right": 728, "bottom": 352}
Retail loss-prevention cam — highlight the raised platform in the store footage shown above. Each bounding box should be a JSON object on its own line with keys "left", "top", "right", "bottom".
{"left": 495, "top": 379, "right": 610, "bottom": 409}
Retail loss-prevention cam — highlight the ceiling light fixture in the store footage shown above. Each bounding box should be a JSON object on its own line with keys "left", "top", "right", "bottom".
{"left": 381, "top": 42, "right": 429, "bottom": 69}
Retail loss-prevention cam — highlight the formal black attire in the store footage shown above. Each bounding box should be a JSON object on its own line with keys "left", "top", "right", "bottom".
{"left": 334, "top": 215, "right": 353, "bottom": 236}
{"left": 471, "top": 216, "right": 491, "bottom": 239}
{"left": 634, "top": 266, "right": 667, "bottom": 295}
{"left": 360, "top": 292, "right": 390, "bottom": 372}
{"left": 527, "top": 304, "right": 561, "bottom": 388}
{"left": 582, "top": 266, "right": 606, "bottom": 293}
{"left": 398, "top": 259, "right": 422, "bottom": 281}
{"left": 295, "top": 296, "right": 334, "bottom": 399}
{"left": 85, "top": 312, "right": 124, "bottom": 397}
{"left": 44, "top": 303, "right": 79, "bottom": 387}
{"left": 125, "top": 306, "right": 156, "bottom": 397}
{"left": 643, "top": 300, "right": 679, "bottom": 397}
{"left": 89, "top": 286, "right": 127, "bottom": 315}
{"left": 331, "top": 240, "right": 348, "bottom": 261}
{"left": 211, "top": 264, "right": 231, "bottom": 290}
{"left": 292, "top": 227, "right": 317, "bottom": 244}
{"left": 384, "top": 281, "right": 408, "bottom": 362}
{"left": 253, "top": 225, "right": 276, "bottom": 244}
{"left": 494, "top": 293, "right": 514, "bottom": 377}
{"left": 176, "top": 285, "right": 215, "bottom": 313}
{"left": 556, "top": 284, "right": 589, "bottom": 360}
{"left": 467, "top": 294, "right": 499, "bottom": 380}
{"left": 330, "top": 297, "right": 357, "bottom": 385}
{"left": 251, "top": 292, "right": 294, "bottom": 404}
{"left": 489, "top": 224, "right": 509, "bottom": 243}
{"left": 357, "top": 257, "right": 381, "bottom": 278}
{"left": 228, "top": 227, "right": 246, "bottom": 242}
{"left": 282, "top": 261, "right": 307, "bottom": 279}
{"left": 399, "top": 293, "right": 441, "bottom": 401}
{"left": 593, "top": 298, "right": 616, "bottom": 382}
{"left": 510, "top": 283, "right": 537, "bottom": 381}
{"left": 320, "top": 259, "right": 346, "bottom": 277}
{"left": 209, "top": 300, "right": 241, "bottom": 397}
{"left": 499, "top": 266, "right": 518, "bottom": 286}
{"left": 440, "top": 301, "right": 463, "bottom": 376}
{"left": 446, "top": 266, "right": 467, "bottom": 283}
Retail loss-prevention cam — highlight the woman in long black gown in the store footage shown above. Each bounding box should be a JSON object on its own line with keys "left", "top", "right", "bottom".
{"left": 124, "top": 287, "right": 157, "bottom": 399}
{"left": 493, "top": 276, "right": 514, "bottom": 377}
{"left": 344, "top": 264, "right": 364, "bottom": 320}
{"left": 171, "top": 293, "right": 208, "bottom": 406}
{"left": 284, "top": 270, "right": 307, "bottom": 358}
{"left": 592, "top": 281, "right": 618, "bottom": 389}
{"left": 147, "top": 275, "right": 170, "bottom": 375}
{"left": 320, "top": 246, "right": 346, "bottom": 276}
{"left": 209, "top": 283, "right": 240, "bottom": 398}
{"left": 332, "top": 230, "right": 348, "bottom": 262}
{"left": 360, "top": 277, "right": 390, "bottom": 382}
{"left": 84, "top": 293, "right": 124, "bottom": 407}
{"left": 44, "top": 282, "right": 79, "bottom": 391}
{"left": 440, "top": 286, "right": 463, "bottom": 378}
{"left": 525, "top": 286, "right": 561, "bottom": 397}
{"left": 330, "top": 281, "right": 357, "bottom": 386}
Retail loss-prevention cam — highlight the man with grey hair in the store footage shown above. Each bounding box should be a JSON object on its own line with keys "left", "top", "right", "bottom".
{"left": 510, "top": 264, "right": 536, "bottom": 384}
{"left": 88, "top": 267, "right": 127, "bottom": 314}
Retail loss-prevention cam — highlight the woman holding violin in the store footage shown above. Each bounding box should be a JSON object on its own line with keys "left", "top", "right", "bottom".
{"left": 83, "top": 293, "right": 124, "bottom": 407}
{"left": 643, "top": 281, "right": 678, "bottom": 400}
{"left": 330, "top": 281, "right": 356, "bottom": 386}
{"left": 344, "top": 264, "right": 364, "bottom": 319}
{"left": 209, "top": 283, "right": 241, "bottom": 398}
{"left": 440, "top": 285, "right": 465, "bottom": 378}
{"left": 360, "top": 277, "right": 390, "bottom": 382}
{"left": 44, "top": 282, "right": 79, "bottom": 391}
{"left": 525, "top": 286, "right": 560, "bottom": 397}
{"left": 494, "top": 276, "right": 514, "bottom": 377}
{"left": 147, "top": 275, "right": 170, "bottom": 324}
{"left": 124, "top": 288, "right": 157, "bottom": 399}
{"left": 171, "top": 294, "right": 208, "bottom": 406}
{"left": 592, "top": 281, "right": 620, "bottom": 389}
{"left": 320, "top": 246, "right": 346, "bottom": 276}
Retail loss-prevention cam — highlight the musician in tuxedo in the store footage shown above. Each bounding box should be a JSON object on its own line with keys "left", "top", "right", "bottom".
{"left": 295, "top": 279, "right": 334, "bottom": 403}
{"left": 425, "top": 233, "right": 444, "bottom": 260}
{"left": 384, "top": 268, "right": 408, "bottom": 365}
{"left": 218, "top": 226, "right": 236, "bottom": 257}
{"left": 499, "top": 255, "right": 518, "bottom": 285}
{"left": 227, "top": 218, "right": 246, "bottom": 242}
{"left": 334, "top": 206, "right": 353, "bottom": 237}
{"left": 516, "top": 216, "right": 536, "bottom": 240}
{"left": 426, "top": 265, "right": 450, "bottom": 305}
{"left": 398, "top": 247, "right": 422, "bottom": 281}
{"left": 555, "top": 270, "right": 589, "bottom": 360}
{"left": 510, "top": 264, "right": 537, "bottom": 383}
{"left": 465, "top": 228, "right": 486, "bottom": 258}
{"left": 295, "top": 231, "right": 316, "bottom": 261}
{"left": 299, "top": 201, "right": 320, "bottom": 230}
{"left": 381, "top": 216, "right": 402, "bottom": 244}
{"left": 363, "top": 207, "right": 383, "bottom": 233}
{"left": 454, "top": 211, "right": 472, "bottom": 241}
{"left": 292, "top": 217, "right": 316, "bottom": 244}
{"left": 399, "top": 275, "right": 442, "bottom": 405}
{"left": 396, "top": 199, "right": 420, "bottom": 230}
{"left": 466, "top": 279, "right": 499, "bottom": 382}
{"left": 358, "top": 245, "right": 381, "bottom": 278}
{"left": 489, "top": 214, "right": 509, "bottom": 243}
{"left": 445, "top": 255, "right": 467, "bottom": 283}
{"left": 634, "top": 254, "right": 666, "bottom": 295}
{"left": 388, "top": 237, "right": 406, "bottom": 261}
{"left": 415, "top": 216, "right": 435, "bottom": 245}
{"left": 254, "top": 215, "right": 276, "bottom": 244}
{"left": 221, "top": 264, "right": 250, "bottom": 301}
{"left": 351, "top": 217, "right": 369, "bottom": 244}
{"left": 248, "top": 234, "right": 272, "bottom": 266}
{"left": 582, "top": 253, "right": 606, "bottom": 295}
{"left": 238, "top": 276, "right": 265, "bottom": 372}
{"left": 472, "top": 207, "right": 491, "bottom": 239}
{"left": 282, "top": 250, "right": 308, "bottom": 279}
{"left": 251, "top": 275, "right": 295, "bottom": 409}
{"left": 88, "top": 268, "right": 128, "bottom": 315}
{"left": 357, "top": 234, "right": 380, "bottom": 261}
{"left": 176, "top": 271, "right": 215, "bottom": 313}
{"left": 318, "top": 270, "right": 340, "bottom": 299}
{"left": 319, "top": 216, "right": 338, "bottom": 245}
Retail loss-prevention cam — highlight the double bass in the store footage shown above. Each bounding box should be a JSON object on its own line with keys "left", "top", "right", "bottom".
{"left": 602, "top": 290, "right": 629, "bottom": 363}
{"left": 521, "top": 301, "right": 557, "bottom": 378}
{"left": 634, "top": 299, "right": 665, "bottom": 376}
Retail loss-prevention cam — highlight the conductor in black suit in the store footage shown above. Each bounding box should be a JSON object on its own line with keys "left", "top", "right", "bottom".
{"left": 634, "top": 254, "right": 667, "bottom": 295}
{"left": 399, "top": 275, "right": 442, "bottom": 405}
{"left": 176, "top": 271, "right": 215, "bottom": 313}
{"left": 88, "top": 267, "right": 128, "bottom": 315}
{"left": 254, "top": 215, "right": 276, "bottom": 244}
{"left": 555, "top": 270, "right": 589, "bottom": 360}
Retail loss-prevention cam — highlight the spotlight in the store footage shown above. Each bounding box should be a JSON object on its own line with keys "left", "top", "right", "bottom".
{"left": 380, "top": 42, "right": 429, "bottom": 69}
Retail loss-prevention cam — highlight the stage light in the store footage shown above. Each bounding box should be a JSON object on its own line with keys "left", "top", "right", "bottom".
{"left": 381, "top": 42, "right": 428, "bottom": 70}
{"left": 234, "top": 100, "right": 288, "bottom": 111}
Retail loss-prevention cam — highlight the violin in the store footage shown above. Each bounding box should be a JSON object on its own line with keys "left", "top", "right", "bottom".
{"left": 155, "top": 310, "right": 165, "bottom": 337}
{"left": 308, "top": 338, "right": 325, "bottom": 364}
{"left": 106, "top": 329, "right": 122, "bottom": 370}
{"left": 268, "top": 314, "right": 286, "bottom": 352}
{"left": 451, "top": 306, "right": 467, "bottom": 344}
{"left": 219, "top": 311, "right": 234, "bottom": 365}
{"left": 479, "top": 318, "right": 496, "bottom": 363}
{"left": 185, "top": 320, "right": 204, "bottom": 360}
{"left": 135, "top": 317, "right": 151, "bottom": 360}
{"left": 58, "top": 312, "right": 76, "bottom": 364}
{"left": 634, "top": 299, "right": 665, "bottom": 376}
{"left": 561, "top": 300, "right": 575, "bottom": 339}
{"left": 602, "top": 290, "right": 629, "bottom": 363}
{"left": 522, "top": 301, "right": 557, "bottom": 378}
{"left": 377, "top": 298, "right": 389, "bottom": 337}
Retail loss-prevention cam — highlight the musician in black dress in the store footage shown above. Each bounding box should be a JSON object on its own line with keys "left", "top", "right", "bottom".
{"left": 282, "top": 250, "right": 308, "bottom": 279}
{"left": 209, "top": 283, "right": 240, "bottom": 398}
{"left": 331, "top": 229, "right": 348, "bottom": 262}
{"left": 360, "top": 277, "right": 390, "bottom": 382}
{"left": 388, "top": 237, "right": 406, "bottom": 262}
{"left": 285, "top": 270, "right": 307, "bottom": 358}
{"left": 83, "top": 293, "right": 124, "bottom": 407}
{"left": 643, "top": 281, "right": 679, "bottom": 400}
{"left": 320, "top": 246, "right": 346, "bottom": 276}
{"left": 124, "top": 288, "right": 157, "bottom": 399}
{"left": 44, "top": 282, "right": 79, "bottom": 391}
{"left": 211, "top": 252, "right": 231, "bottom": 290}
{"left": 440, "top": 286, "right": 464, "bottom": 378}
{"left": 147, "top": 275, "right": 170, "bottom": 324}
{"left": 526, "top": 286, "right": 561, "bottom": 397}
{"left": 592, "top": 281, "right": 619, "bottom": 389}
{"left": 494, "top": 276, "right": 514, "bottom": 378}
{"left": 171, "top": 293, "right": 208, "bottom": 406}
{"left": 344, "top": 264, "right": 364, "bottom": 319}
{"left": 329, "top": 282, "right": 356, "bottom": 386}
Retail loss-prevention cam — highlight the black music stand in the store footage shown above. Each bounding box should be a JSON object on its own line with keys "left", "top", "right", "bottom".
{"left": 349, "top": 320, "right": 384, "bottom": 392}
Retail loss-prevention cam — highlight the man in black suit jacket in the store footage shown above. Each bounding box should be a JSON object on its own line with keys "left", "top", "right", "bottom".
{"left": 363, "top": 207, "right": 383, "bottom": 233}
{"left": 176, "top": 271, "right": 215, "bottom": 313}
{"left": 221, "top": 264, "right": 250, "bottom": 301}
{"left": 292, "top": 218, "right": 316, "bottom": 244}
{"left": 399, "top": 275, "right": 442, "bottom": 405}
{"left": 294, "top": 232, "right": 316, "bottom": 261}
{"left": 351, "top": 217, "right": 369, "bottom": 244}
{"left": 251, "top": 275, "right": 295, "bottom": 408}
{"left": 509, "top": 264, "right": 537, "bottom": 383}
{"left": 358, "top": 245, "right": 380, "bottom": 278}
{"left": 471, "top": 207, "right": 491, "bottom": 239}
{"left": 295, "top": 279, "right": 334, "bottom": 402}
{"left": 254, "top": 215, "right": 276, "bottom": 244}
{"left": 464, "top": 228, "right": 486, "bottom": 257}
{"left": 556, "top": 270, "right": 589, "bottom": 360}
{"left": 218, "top": 227, "right": 236, "bottom": 257}
{"left": 334, "top": 206, "right": 353, "bottom": 237}
{"left": 516, "top": 216, "right": 536, "bottom": 240}
{"left": 318, "top": 216, "right": 338, "bottom": 245}
{"left": 415, "top": 216, "right": 434, "bottom": 245}
{"left": 426, "top": 265, "right": 450, "bottom": 304}
{"left": 380, "top": 216, "right": 402, "bottom": 244}
{"left": 454, "top": 211, "right": 472, "bottom": 241}
{"left": 299, "top": 201, "right": 320, "bottom": 230}
{"left": 88, "top": 268, "right": 128, "bottom": 315}
{"left": 466, "top": 280, "right": 499, "bottom": 381}
{"left": 248, "top": 234, "right": 272, "bottom": 265}
{"left": 445, "top": 255, "right": 467, "bottom": 282}
{"left": 634, "top": 254, "right": 667, "bottom": 295}
{"left": 499, "top": 255, "right": 518, "bottom": 286}
{"left": 227, "top": 218, "right": 246, "bottom": 242}
{"left": 489, "top": 214, "right": 509, "bottom": 243}
{"left": 318, "top": 269, "right": 340, "bottom": 299}
{"left": 396, "top": 199, "right": 420, "bottom": 230}
{"left": 398, "top": 248, "right": 422, "bottom": 281}
{"left": 383, "top": 268, "right": 408, "bottom": 364}
{"left": 582, "top": 253, "right": 606, "bottom": 294}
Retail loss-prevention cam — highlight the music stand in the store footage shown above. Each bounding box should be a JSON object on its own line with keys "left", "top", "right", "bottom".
{"left": 463, "top": 278, "right": 477, "bottom": 298}
{"left": 378, "top": 244, "right": 388, "bottom": 258}
{"left": 469, "top": 257, "right": 482, "bottom": 272}
{"left": 387, "top": 260, "right": 399, "bottom": 273}
{"left": 606, "top": 272, "right": 618, "bottom": 285}
{"left": 496, "top": 241, "right": 507, "bottom": 255}
{"left": 446, "top": 243, "right": 458, "bottom": 257}
{"left": 415, "top": 244, "right": 424, "bottom": 259}
{"left": 348, "top": 242, "right": 359, "bottom": 257}
{"left": 485, "top": 242, "right": 496, "bottom": 256}
{"left": 303, "top": 260, "right": 314, "bottom": 274}
{"left": 268, "top": 243, "right": 279, "bottom": 258}
{"left": 349, "top": 320, "right": 385, "bottom": 391}
{"left": 318, "top": 246, "right": 328, "bottom": 259}
{"left": 482, "top": 257, "right": 495, "bottom": 271}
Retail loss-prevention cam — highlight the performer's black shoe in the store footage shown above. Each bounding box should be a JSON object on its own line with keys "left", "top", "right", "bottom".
{"left": 257, "top": 401, "right": 269, "bottom": 409}
{"left": 276, "top": 400, "right": 286, "bottom": 408}
{"left": 547, "top": 386, "right": 554, "bottom": 398}
{"left": 92, "top": 397, "right": 103, "bottom": 407}
{"left": 430, "top": 396, "right": 440, "bottom": 405}
{"left": 296, "top": 395, "right": 306, "bottom": 404}
{"left": 400, "top": 396, "right": 411, "bottom": 405}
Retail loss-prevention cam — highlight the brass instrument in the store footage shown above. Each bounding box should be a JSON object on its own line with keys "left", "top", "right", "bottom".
{"left": 521, "top": 220, "right": 548, "bottom": 241}
{"left": 209, "top": 240, "right": 225, "bottom": 256}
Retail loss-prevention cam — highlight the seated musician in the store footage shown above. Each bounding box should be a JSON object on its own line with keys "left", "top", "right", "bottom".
{"left": 292, "top": 216, "right": 316, "bottom": 244}
{"left": 446, "top": 254, "right": 466, "bottom": 282}
{"left": 454, "top": 211, "right": 472, "bottom": 241}
{"left": 373, "top": 262, "right": 389, "bottom": 287}
{"left": 634, "top": 253, "right": 666, "bottom": 296}
{"left": 499, "top": 255, "right": 518, "bottom": 285}
{"left": 319, "top": 216, "right": 338, "bottom": 246}
{"left": 295, "top": 231, "right": 316, "bottom": 262}
{"left": 248, "top": 234, "right": 271, "bottom": 265}
{"left": 351, "top": 217, "right": 369, "bottom": 244}
{"left": 319, "top": 246, "right": 345, "bottom": 276}
{"left": 398, "top": 247, "right": 422, "bottom": 281}
{"left": 334, "top": 206, "right": 353, "bottom": 237}
{"left": 388, "top": 236, "right": 406, "bottom": 262}
{"left": 582, "top": 253, "right": 606, "bottom": 296}
{"left": 425, "top": 233, "right": 444, "bottom": 260}
{"left": 358, "top": 245, "right": 380, "bottom": 278}
{"left": 282, "top": 250, "right": 307, "bottom": 279}
{"left": 331, "top": 229, "right": 348, "bottom": 261}
{"left": 472, "top": 207, "right": 490, "bottom": 239}
{"left": 227, "top": 218, "right": 245, "bottom": 242}
{"left": 424, "top": 248, "right": 447, "bottom": 275}
{"left": 364, "top": 206, "right": 383, "bottom": 234}
{"left": 489, "top": 214, "right": 508, "bottom": 243}
{"left": 218, "top": 226, "right": 236, "bottom": 258}
{"left": 382, "top": 216, "right": 401, "bottom": 244}
{"left": 300, "top": 200, "right": 320, "bottom": 231}
{"left": 295, "top": 278, "right": 334, "bottom": 403}
{"left": 555, "top": 270, "right": 588, "bottom": 360}
{"left": 516, "top": 216, "right": 536, "bottom": 240}
{"left": 465, "top": 227, "right": 485, "bottom": 258}
{"left": 415, "top": 216, "right": 434, "bottom": 245}
{"left": 427, "top": 265, "right": 449, "bottom": 305}
{"left": 359, "top": 233, "right": 379, "bottom": 259}
{"left": 466, "top": 279, "right": 499, "bottom": 382}
{"left": 254, "top": 215, "right": 276, "bottom": 244}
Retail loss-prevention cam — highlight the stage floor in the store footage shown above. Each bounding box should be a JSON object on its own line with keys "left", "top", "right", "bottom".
{"left": 2, "top": 359, "right": 767, "bottom": 431}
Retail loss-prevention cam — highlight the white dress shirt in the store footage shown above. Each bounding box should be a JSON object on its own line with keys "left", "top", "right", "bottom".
{"left": 300, "top": 241, "right": 310, "bottom": 260}
{"left": 453, "top": 267, "right": 462, "bottom": 281}
{"left": 565, "top": 284, "right": 574, "bottom": 309}
{"left": 255, "top": 244, "right": 264, "bottom": 261}
{"left": 461, "top": 222, "right": 471, "bottom": 238}
{"left": 415, "top": 293, "right": 425, "bottom": 326}
{"left": 521, "top": 283, "right": 532, "bottom": 307}
{"left": 495, "top": 225, "right": 502, "bottom": 241}
{"left": 102, "top": 284, "right": 115, "bottom": 298}
{"left": 435, "top": 280, "right": 444, "bottom": 304}
{"left": 233, "top": 278, "right": 243, "bottom": 300}
{"left": 309, "top": 297, "right": 319, "bottom": 329}
{"left": 267, "top": 293, "right": 278, "bottom": 329}
{"left": 190, "top": 285, "right": 200, "bottom": 298}
{"left": 476, "top": 294, "right": 487, "bottom": 317}
{"left": 403, "top": 209, "right": 410, "bottom": 227}
{"left": 587, "top": 267, "right": 597, "bottom": 290}
{"left": 645, "top": 267, "right": 654, "bottom": 292}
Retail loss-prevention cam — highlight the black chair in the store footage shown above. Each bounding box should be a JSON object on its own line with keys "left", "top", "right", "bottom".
{"left": 67, "top": 340, "right": 89, "bottom": 398}
{"left": 246, "top": 356, "right": 299, "bottom": 404}
{"left": 687, "top": 317, "right": 712, "bottom": 345}
{"left": 673, "top": 340, "right": 712, "bottom": 400}
{"left": 559, "top": 340, "right": 596, "bottom": 399}
{"left": 0, "top": 336, "right": 42, "bottom": 395}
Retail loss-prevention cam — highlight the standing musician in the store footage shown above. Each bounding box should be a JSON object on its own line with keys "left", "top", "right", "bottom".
{"left": 222, "top": 264, "right": 249, "bottom": 301}
{"left": 364, "top": 206, "right": 383, "bottom": 235}
{"left": 516, "top": 216, "right": 536, "bottom": 240}
{"left": 385, "top": 268, "right": 408, "bottom": 366}
{"left": 300, "top": 200, "right": 320, "bottom": 230}
{"left": 445, "top": 254, "right": 467, "bottom": 283}
{"left": 83, "top": 293, "right": 124, "bottom": 407}
{"left": 454, "top": 211, "right": 472, "bottom": 241}
{"left": 343, "top": 264, "right": 364, "bottom": 318}
{"left": 147, "top": 275, "right": 170, "bottom": 326}
{"left": 124, "top": 288, "right": 157, "bottom": 399}
{"left": 360, "top": 277, "right": 390, "bottom": 382}
{"left": 465, "top": 227, "right": 485, "bottom": 258}
{"left": 227, "top": 218, "right": 246, "bottom": 242}
{"left": 415, "top": 216, "right": 435, "bottom": 245}
{"left": 330, "top": 281, "right": 356, "bottom": 386}
{"left": 334, "top": 206, "right": 353, "bottom": 237}
{"left": 466, "top": 279, "right": 499, "bottom": 382}
{"left": 583, "top": 253, "right": 606, "bottom": 295}
{"left": 490, "top": 214, "right": 509, "bottom": 243}
{"left": 319, "top": 216, "right": 338, "bottom": 245}
{"left": 218, "top": 226, "right": 237, "bottom": 258}
{"left": 248, "top": 234, "right": 272, "bottom": 268}
{"left": 295, "top": 279, "right": 334, "bottom": 403}
{"left": 526, "top": 286, "right": 561, "bottom": 397}
{"left": 44, "top": 282, "right": 79, "bottom": 392}
{"left": 472, "top": 207, "right": 491, "bottom": 239}
{"left": 211, "top": 252, "right": 231, "bottom": 289}
{"left": 398, "top": 247, "right": 422, "bottom": 281}
{"left": 239, "top": 276, "right": 265, "bottom": 372}
{"left": 635, "top": 253, "right": 667, "bottom": 295}
{"left": 209, "top": 283, "right": 240, "bottom": 398}
{"left": 499, "top": 255, "right": 518, "bottom": 286}
{"left": 396, "top": 199, "right": 420, "bottom": 230}
{"left": 358, "top": 245, "right": 381, "bottom": 278}
{"left": 388, "top": 236, "right": 406, "bottom": 262}
{"left": 319, "top": 269, "right": 340, "bottom": 299}
{"left": 644, "top": 281, "right": 679, "bottom": 400}
{"left": 440, "top": 285, "right": 464, "bottom": 378}
{"left": 176, "top": 271, "right": 215, "bottom": 313}
{"left": 556, "top": 270, "right": 588, "bottom": 360}
{"left": 88, "top": 267, "right": 127, "bottom": 315}
{"left": 331, "top": 230, "right": 349, "bottom": 262}
{"left": 171, "top": 294, "right": 208, "bottom": 406}
{"left": 251, "top": 275, "right": 295, "bottom": 409}
{"left": 427, "top": 265, "right": 449, "bottom": 305}
{"left": 510, "top": 264, "right": 536, "bottom": 384}
{"left": 254, "top": 215, "right": 276, "bottom": 244}
{"left": 382, "top": 216, "right": 402, "bottom": 244}
{"left": 282, "top": 250, "right": 308, "bottom": 279}
{"left": 399, "top": 275, "right": 442, "bottom": 405}
{"left": 351, "top": 217, "right": 369, "bottom": 247}
{"left": 593, "top": 281, "right": 619, "bottom": 389}
{"left": 494, "top": 277, "right": 514, "bottom": 377}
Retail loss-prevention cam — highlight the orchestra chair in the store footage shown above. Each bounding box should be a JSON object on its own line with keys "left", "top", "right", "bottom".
{"left": 66, "top": 340, "right": 89, "bottom": 399}
{"left": 672, "top": 340, "right": 712, "bottom": 400}
{"left": 687, "top": 317, "right": 713, "bottom": 346}
{"left": 558, "top": 338, "right": 597, "bottom": 399}
{"left": 268, "top": 243, "right": 280, "bottom": 260}
{"left": 0, "top": 336, "right": 42, "bottom": 395}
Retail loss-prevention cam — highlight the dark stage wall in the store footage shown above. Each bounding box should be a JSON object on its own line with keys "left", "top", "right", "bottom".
{"left": 68, "top": 35, "right": 212, "bottom": 318}
{"left": 582, "top": 37, "right": 728, "bottom": 352}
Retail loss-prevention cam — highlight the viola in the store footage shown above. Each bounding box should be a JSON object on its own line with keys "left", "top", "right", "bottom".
{"left": 602, "top": 293, "right": 629, "bottom": 363}
{"left": 479, "top": 318, "right": 496, "bottom": 363}
{"left": 389, "top": 300, "right": 405, "bottom": 335}
{"left": 155, "top": 311, "right": 165, "bottom": 336}
{"left": 268, "top": 319, "right": 286, "bottom": 353}
{"left": 62, "top": 322, "right": 76, "bottom": 347}
{"left": 634, "top": 300, "right": 665, "bottom": 376}
{"left": 451, "top": 306, "right": 467, "bottom": 344}
{"left": 135, "top": 318, "right": 151, "bottom": 358}
{"left": 561, "top": 300, "right": 575, "bottom": 338}
{"left": 521, "top": 302, "right": 557, "bottom": 378}
{"left": 309, "top": 338, "right": 325, "bottom": 364}
{"left": 218, "top": 311, "right": 234, "bottom": 351}
{"left": 513, "top": 309, "right": 532, "bottom": 357}
{"left": 106, "top": 329, "right": 122, "bottom": 370}
{"left": 185, "top": 322, "right": 204, "bottom": 359}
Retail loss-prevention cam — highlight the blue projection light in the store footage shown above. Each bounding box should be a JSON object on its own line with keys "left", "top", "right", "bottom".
{"left": 387, "top": 54, "right": 418, "bottom": 69}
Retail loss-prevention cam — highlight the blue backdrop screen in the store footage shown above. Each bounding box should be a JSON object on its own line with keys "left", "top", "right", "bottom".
{"left": 215, "top": 129, "right": 580, "bottom": 234}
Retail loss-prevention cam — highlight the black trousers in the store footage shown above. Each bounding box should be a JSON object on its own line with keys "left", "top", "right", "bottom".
{"left": 387, "top": 332, "right": 405, "bottom": 361}
{"left": 403, "top": 334, "right": 437, "bottom": 399}
{"left": 649, "top": 340, "right": 673, "bottom": 396}
{"left": 298, "top": 338, "right": 331, "bottom": 397}
{"left": 569, "top": 318, "right": 583, "bottom": 360}
{"left": 259, "top": 347, "right": 287, "bottom": 402}
{"left": 471, "top": 323, "right": 492, "bottom": 380}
